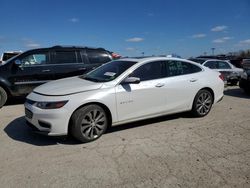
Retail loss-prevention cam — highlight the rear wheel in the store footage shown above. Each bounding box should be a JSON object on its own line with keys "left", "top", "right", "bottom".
{"left": 70, "top": 105, "right": 108, "bottom": 143}
{"left": 0, "top": 86, "right": 7, "bottom": 108}
{"left": 191, "top": 89, "right": 213, "bottom": 117}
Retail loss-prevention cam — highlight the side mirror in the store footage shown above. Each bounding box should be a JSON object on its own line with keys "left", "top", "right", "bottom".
{"left": 122, "top": 77, "right": 140, "bottom": 84}
{"left": 14, "top": 59, "right": 22, "bottom": 66}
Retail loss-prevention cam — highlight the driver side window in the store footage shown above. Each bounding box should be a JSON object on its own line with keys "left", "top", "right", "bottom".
{"left": 20, "top": 53, "right": 49, "bottom": 66}
{"left": 130, "top": 61, "right": 165, "bottom": 81}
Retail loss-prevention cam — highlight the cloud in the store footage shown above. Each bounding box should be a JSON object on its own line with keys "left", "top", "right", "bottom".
{"left": 147, "top": 13, "right": 155, "bottom": 17}
{"left": 125, "top": 47, "right": 136, "bottom": 51}
{"left": 126, "top": 37, "right": 144, "bottom": 42}
{"left": 21, "top": 38, "right": 41, "bottom": 48}
{"left": 26, "top": 43, "right": 41, "bottom": 48}
{"left": 239, "top": 39, "right": 250, "bottom": 44}
{"left": 191, "top": 34, "right": 206, "bottom": 38}
{"left": 212, "top": 37, "right": 233, "bottom": 43}
{"left": 69, "top": 18, "right": 79, "bottom": 23}
{"left": 211, "top": 25, "right": 228, "bottom": 32}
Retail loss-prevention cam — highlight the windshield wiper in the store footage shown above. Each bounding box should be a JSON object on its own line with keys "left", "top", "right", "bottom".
{"left": 82, "top": 77, "right": 102, "bottom": 82}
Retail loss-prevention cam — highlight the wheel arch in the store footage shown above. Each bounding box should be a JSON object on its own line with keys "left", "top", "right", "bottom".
{"left": 191, "top": 87, "right": 215, "bottom": 108}
{"left": 68, "top": 102, "right": 113, "bottom": 134}
{"left": 0, "top": 81, "right": 11, "bottom": 97}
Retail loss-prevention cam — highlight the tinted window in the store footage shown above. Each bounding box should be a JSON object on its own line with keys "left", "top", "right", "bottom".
{"left": 82, "top": 60, "right": 137, "bottom": 82}
{"left": 166, "top": 61, "right": 201, "bottom": 76}
{"left": 130, "top": 61, "right": 165, "bottom": 81}
{"left": 20, "top": 53, "right": 49, "bottom": 66}
{"left": 86, "top": 49, "right": 111, "bottom": 64}
{"left": 2, "top": 53, "right": 20, "bottom": 61}
{"left": 217, "top": 61, "right": 231, "bottom": 69}
{"left": 53, "top": 51, "right": 77, "bottom": 64}
{"left": 204, "top": 61, "right": 217, "bottom": 69}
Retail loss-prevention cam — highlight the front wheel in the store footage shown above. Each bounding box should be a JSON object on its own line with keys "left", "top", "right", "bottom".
{"left": 70, "top": 105, "right": 108, "bottom": 143}
{"left": 0, "top": 86, "right": 7, "bottom": 108}
{"left": 191, "top": 89, "right": 213, "bottom": 117}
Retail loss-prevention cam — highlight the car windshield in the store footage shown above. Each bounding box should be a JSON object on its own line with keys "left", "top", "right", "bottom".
{"left": 81, "top": 60, "right": 137, "bottom": 82}
{"left": 2, "top": 53, "right": 20, "bottom": 61}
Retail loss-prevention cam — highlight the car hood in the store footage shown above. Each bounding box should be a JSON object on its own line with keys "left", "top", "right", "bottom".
{"left": 33, "top": 76, "right": 103, "bottom": 96}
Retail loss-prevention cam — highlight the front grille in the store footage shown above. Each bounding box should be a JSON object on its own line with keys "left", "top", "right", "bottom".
{"left": 25, "top": 108, "right": 33, "bottom": 119}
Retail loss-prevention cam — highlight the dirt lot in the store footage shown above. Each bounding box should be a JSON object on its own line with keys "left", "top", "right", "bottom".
{"left": 0, "top": 86, "right": 250, "bottom": 188}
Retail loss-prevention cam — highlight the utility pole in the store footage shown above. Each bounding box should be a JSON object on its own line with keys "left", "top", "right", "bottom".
{"left": 211, "top": 48, "right": 215, "bottom": 56}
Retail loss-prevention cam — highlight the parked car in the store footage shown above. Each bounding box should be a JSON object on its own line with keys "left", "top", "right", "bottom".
{"left": 0, "top": 51, "right": 21, "bottom": 64}
{"left": 190, "top": 58, "right": 243, "bottom": 85}
{"left": 24, "top": 57, "right": 224, "bottom": 143}
{"left": 0, "top": 45, "right": 120, "bottom": 108}
{"left": 238, "top": 59, "right": 250, "bottom": 94}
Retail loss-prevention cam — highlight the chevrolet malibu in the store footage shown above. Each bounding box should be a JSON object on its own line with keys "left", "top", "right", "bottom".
{"left": 25, "top": 57, "right": 224, "bottom": 142}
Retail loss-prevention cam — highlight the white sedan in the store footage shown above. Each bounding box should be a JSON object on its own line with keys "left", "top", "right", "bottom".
{"left": 24, "top": 57, "right": 224, "bottom": 142}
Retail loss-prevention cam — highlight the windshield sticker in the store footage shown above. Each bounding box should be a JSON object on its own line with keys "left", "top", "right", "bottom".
{"left": 104, "top": 72, "right": 116, "bottom": 77}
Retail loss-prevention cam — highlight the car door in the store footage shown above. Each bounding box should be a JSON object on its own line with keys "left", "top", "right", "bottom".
{"left": 163, "top": 60, "right": 203, "bottom": 113}
{"left": 49, "top": 50, "right": 88, "bottom": 80}
{"left": 115, "top": 61, "right": 168, "bottom": 122}
{"left": 8, "top": 50, "right": 53, "bottom": 95}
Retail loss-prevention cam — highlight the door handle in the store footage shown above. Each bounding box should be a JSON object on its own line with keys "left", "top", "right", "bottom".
{"left": 189, "top": 78, "right": 198, "bottom": 82}
{"left": 155, "top": 83, "right": 165, "bottom": 87}
{"left": 42, "top": 69, "right": 51, "bottom": 72}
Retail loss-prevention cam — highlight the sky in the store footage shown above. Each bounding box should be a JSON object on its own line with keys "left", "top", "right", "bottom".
{"left": 0, "top": 0, "right": 250, "bottom": 58}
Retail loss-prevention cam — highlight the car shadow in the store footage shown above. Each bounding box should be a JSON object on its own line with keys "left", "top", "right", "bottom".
{"left": 224, "top": 87, "right": 250, "bottom": 99}
{"left": 4, "top": 116, "right": 81, "bottom": 146}
{"left": 5, "top": 97, "right": 26, "bottom": 106}
{"left": 4, "top": 113, "right": 187, "bottom": 146}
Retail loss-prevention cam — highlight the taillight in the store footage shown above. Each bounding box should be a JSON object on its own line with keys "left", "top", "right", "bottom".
{"left": 111, "top": 52, "right": 121, "bottom": 59}
{"left": 219, "top": 74, "right": 224, "bottom": 81}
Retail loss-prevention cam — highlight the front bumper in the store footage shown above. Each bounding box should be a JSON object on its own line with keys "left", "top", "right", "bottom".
{"left": 24, "top": 102, "right": 70, "bottom": 136}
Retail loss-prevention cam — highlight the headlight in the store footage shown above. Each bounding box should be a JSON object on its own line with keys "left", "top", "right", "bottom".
{"left": 35, "top": 101, "right": 68, "bottom": 109}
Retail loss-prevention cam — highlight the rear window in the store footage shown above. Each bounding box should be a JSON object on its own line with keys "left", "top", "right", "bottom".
{"left": 53, "top": 51, "right": 77, "bottom": 64}
{"left": 86, "top": 49, "right": 111, "bottom": 64}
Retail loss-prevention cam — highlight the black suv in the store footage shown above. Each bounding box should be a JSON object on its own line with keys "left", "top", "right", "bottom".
{"left": 0, "top": 45, "right": 120, "bottom": 107}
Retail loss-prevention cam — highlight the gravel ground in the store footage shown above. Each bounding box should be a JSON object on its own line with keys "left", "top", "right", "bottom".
{"left": 0, "top": 86, "right": 250, "bottom": 188}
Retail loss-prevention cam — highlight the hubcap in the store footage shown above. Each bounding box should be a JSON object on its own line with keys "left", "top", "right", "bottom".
{"left": 80, "top": 109, "right": 106, "bottom": 139}
{"left": 196, "top": 92, "right": 212, "bottom": 115}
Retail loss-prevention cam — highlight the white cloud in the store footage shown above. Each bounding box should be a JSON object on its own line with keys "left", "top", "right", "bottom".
{"left": 211, "top": 25, "right": 228, "bottom": 32}
{"left": 212, "top": 37, "right": 233, "bottom": 43}
{"left": 126, "top": 37, "right": 144, "bottom": 42}
{"left": 21, "top": 38, "right": 41, "bottom": 48}
{"left": 69, "top": 18, "right": 79, "bottom": 23}
{"left": 223, "top": 37, "right": 233, "bottom": 40}
{"left": 147, "top": 13, "right": 155, "bottom": 17}
{"left": 240, "top": 39, "right": 250, "bottom": 44}
{"left": 125, "top": 47, "right": 136, "bottom": 51}
{"left": 191, "top": 34, "right": 206, "bottom": 38}
{"left": 213, "top": 39, "right": 224, "bottom": 43}
{"left": 26, "top": 43, "right": 41, "bottom": 48}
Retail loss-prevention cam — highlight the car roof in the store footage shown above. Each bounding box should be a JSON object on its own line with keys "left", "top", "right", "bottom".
{"left": 118, "top": 56, "right": 188, "bottom": 63}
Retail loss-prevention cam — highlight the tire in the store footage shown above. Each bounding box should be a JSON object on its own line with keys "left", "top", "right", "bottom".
{"left": 70, "top": 105, "right": 108, "bottom": 143}
{"left": 229, "top": 80, "right": 238, "bottom": 86}
{"left": 243, "top": 88, "right": 250, "bottom": 95}
{"left": 0, "top": 86, "right": 7, "bottom": 108}
{"left": 191, "top": 89, "right": 213, "bottom": 117}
